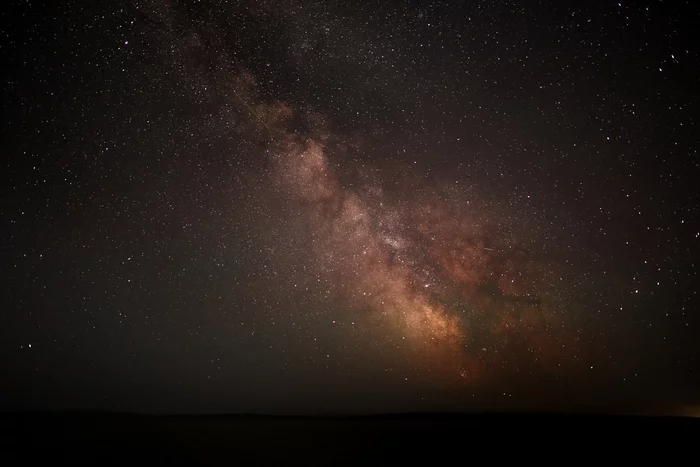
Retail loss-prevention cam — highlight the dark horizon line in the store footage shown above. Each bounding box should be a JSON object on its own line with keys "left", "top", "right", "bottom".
{"left": 0, "top": 407, "right": 690, "bottom": 419}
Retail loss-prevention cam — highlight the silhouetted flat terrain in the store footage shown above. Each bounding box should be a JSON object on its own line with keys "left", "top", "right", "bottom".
{"left": 2, "top": 411, "right": 697, "bottom": 464}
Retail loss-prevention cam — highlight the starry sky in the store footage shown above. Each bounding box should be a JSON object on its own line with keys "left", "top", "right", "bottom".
{"left": 2, "top": 0, "right": 698, "bottom": 415}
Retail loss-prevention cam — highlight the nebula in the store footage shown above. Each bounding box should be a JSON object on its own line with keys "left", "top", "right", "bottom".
{"left": 242, "top": 89, "right": 569, "bottom": 383}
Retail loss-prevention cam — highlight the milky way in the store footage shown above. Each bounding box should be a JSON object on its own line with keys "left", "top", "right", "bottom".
{"left": 3, "top": 0, "right": 697, "bottom": 414}
{"left": 226, "top": 79, "right": 572, "bottom": 385}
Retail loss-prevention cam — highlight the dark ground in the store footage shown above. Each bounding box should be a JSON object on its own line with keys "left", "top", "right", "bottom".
{"left": 2, "top": 411, "right": 697, "bottom": 464}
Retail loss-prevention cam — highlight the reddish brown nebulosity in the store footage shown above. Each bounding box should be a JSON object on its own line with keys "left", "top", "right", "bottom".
{"left": 235, "top": 79, "right": 570, "bottom": 384}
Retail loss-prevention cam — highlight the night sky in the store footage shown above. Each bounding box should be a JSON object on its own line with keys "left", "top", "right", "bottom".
{"left": 2, "top": 0, "right": 698, "bottom": 415}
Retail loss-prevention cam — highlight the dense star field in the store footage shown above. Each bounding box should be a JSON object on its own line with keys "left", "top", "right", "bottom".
{"left": 2, "top": 0, "right": 698, "bottom": 414}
